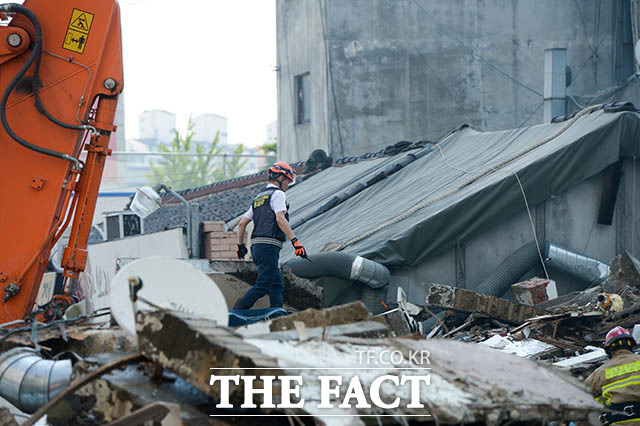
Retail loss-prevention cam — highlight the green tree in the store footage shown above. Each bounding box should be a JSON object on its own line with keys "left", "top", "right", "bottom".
{"left": 147, "top": 118, "right": 224, "bottom": 190}
{"left": 259, "top": 140, "right": 278, "bottom": 171}
{"left": 260, "top": 141, "right": 277, "bottom": 155}
{"left": 222, "top": 144, "right": 249, "bottom": 178}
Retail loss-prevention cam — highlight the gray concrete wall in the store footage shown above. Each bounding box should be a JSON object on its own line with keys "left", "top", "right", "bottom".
{"left": 276, "top": 0, "right": 331, "bottom": 163}
{"left": 391, "top": 165, "right": 640, "bottom": 306}
{"left": 278, "top": 0, "right": 629, "bottom": 162}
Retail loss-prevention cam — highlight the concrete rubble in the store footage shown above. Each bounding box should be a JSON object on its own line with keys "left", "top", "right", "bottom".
{"left": 511, "top": 277, "right": 558, "bottom": 306}
{"left": 426, "top": 282, "right": 541, "bottom": 324}
{"left": 209, "top": 259, "right": 323, "bottom": 310}
{"left": 5, "top": 252, "right": 640, "bottom": 424}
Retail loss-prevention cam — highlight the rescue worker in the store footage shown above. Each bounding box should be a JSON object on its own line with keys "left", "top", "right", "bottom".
{"left": 586, "top": 326, "right": 640, "bottom": 425}
{"left": 233, "top": 161, "right": 307, "bottom": 310}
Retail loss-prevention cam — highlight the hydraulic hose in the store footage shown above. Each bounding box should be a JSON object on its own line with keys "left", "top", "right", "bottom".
{"left": 0, "top": 4, "right": 86, "bottom": 168}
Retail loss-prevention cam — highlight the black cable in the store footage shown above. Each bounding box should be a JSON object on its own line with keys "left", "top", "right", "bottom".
{"left": 0, "top": 4, "right": 84, "bottom": 168}
{"left": 32, "top": 45, "right": 96, "bottom": 133}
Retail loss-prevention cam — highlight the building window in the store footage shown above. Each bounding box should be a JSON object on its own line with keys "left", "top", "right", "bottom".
{"left": 295, "top": 73, "right": 310, "bottom": 124}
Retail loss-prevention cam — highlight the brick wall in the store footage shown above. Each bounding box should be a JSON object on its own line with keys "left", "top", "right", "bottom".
{"left": 202, "top": 221, "right": 239, "bottom": 261}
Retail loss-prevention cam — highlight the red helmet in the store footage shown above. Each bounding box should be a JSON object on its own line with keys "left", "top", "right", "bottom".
{"left": 605, "top": 326, "right": 636, "bottom": 349}
{"left": 268, "top": 161, "right": 296, "bottom": 183}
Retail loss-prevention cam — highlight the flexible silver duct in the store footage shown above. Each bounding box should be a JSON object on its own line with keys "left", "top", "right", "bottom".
{"left": 285, "top": 252, "right": 390, "bottom": 288}
{"left": 544, "top": 242, "right": 610, "bottom": 283}
{"left": 0, "top": 347, "right": 71, "bottom": 413}
{"left": 423, "top": 241, "right": 611, "bottom": 335}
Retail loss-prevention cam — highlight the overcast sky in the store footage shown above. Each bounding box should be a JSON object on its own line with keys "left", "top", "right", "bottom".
{"left": 119, "top": 0, "right": 277, "bottom": 147}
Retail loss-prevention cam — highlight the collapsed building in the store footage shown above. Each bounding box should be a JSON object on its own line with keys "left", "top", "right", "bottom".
{"left": 2, "top": 104, "right": 640, "bottom": 424}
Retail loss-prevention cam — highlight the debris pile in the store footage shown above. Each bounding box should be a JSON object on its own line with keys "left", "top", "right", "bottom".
{"left": 4, "top": 253, "right": 640, "bottom": 424}
{"left": 423, "top": 252, "right": 640, "bottom": 380}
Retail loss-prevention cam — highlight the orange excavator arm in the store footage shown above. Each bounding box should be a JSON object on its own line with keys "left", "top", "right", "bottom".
{"left": 0, "top": 0, "right": 123, "bottom": 321}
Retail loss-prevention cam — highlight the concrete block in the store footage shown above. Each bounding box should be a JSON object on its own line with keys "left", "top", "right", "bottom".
{"left": 270, "top": 301, "right": 370, "bottom": 331}
{"left": 257, "top": 320, "right": 389, "bottom": 341}
{"left": 136, "top": 311, "right": 279, "bottom": 402}
{"left": 426, "top": 283, "right": 541, "bottom": 324}
{"left": 511, "top": 277, "right": 558, "bottom": 306}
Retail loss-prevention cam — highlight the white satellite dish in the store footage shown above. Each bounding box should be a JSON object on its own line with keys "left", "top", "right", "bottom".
{"left": 109, "top": 256, "right": 228, "bottom": 336}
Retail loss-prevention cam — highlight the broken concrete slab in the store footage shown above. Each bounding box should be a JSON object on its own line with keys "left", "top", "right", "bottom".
{"left": 398, "top": 338, "right": 602, "bottom": 423}
{"left": 257, "top": 321, "right": 389, "bottom": 341}
{"left": 269, "top": 301, "right": 371, "bottom": 331}
{"left": 0, "top": 408, "right": 17, "bottom": 426}
{"left": 241, "top": 335, "right": 603, "bottom": 424}
{"left": 103, "top": 403, "right": 174, "bottom": 426}
{"left": 426, "top": 283, "right": 541, "bottom": 324}
{"left": 209, "top": 260, "right": 323, "bottom": 309}
{"left": 535, "top": 285, "right": 602, "bottom": 311}
{"left": 67, "top": 329, "right": 138, "bottom": 358}
{"left": 205, "top": 272, "right": 270, "bottom": 310}
{"left": 71, "top": 358, "right": 214, "bottom": 425}
{"left": 136, "top": 311, "right": 278, "bottom": 401}
{"left": 511, "top": 277, "right": 558, "bottom": 306}
{"left": 606, "top": 252, "right": 640, "bottom": 293}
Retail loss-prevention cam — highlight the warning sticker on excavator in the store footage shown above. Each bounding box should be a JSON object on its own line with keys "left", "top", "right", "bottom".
{"left": 63, "top": 29, "right": 89, "bottom": 54}
{"left": 63, "top": 9, "right": 94, "bottom": 54}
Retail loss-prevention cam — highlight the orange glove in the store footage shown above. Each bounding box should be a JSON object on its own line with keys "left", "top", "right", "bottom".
{"left": 291, "top": 238, "right": 307, "bottom": 258}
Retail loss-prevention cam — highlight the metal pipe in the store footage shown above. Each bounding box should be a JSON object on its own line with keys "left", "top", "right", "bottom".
{"left": 112, "top": 151, "right": 276, "bottom": 159}
{"left": 0, "top": 348, "right": 71, "bottom": 414}
{"left": 158, "top": 184, "right": 193, "bottom": 258}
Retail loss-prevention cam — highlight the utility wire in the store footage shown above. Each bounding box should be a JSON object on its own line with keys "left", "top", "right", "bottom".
{"left": 570, "top": 34, "right": 608, "bottom": 86}
{"left": 318, "top": 0, "right": 345, "bottom": 156}
{"left": 397, "top": 0, "right": 476, "bottom": 125}
{"left": 409, "top": 0, "right": 542, "bottom": 98}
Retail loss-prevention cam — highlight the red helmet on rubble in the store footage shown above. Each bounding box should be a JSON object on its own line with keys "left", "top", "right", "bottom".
{"left": 605, "top": 326, "right": 636, "bottom": 354}
{"left": 268, "top": 161, "right": 296, "bottom": 183}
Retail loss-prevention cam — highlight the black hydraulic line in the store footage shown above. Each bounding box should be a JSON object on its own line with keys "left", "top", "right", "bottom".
{"left": 0, "top": 4, "right": 85, "bottom": 168}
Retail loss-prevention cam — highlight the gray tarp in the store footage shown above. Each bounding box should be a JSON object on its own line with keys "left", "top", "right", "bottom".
{"left": 280, "top": 110, "right": 640, "bottom": 267}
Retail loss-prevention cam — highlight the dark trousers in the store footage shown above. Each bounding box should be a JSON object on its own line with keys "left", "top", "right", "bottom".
{"left": 233, "top": 243, "right": 284, "bottom": 309}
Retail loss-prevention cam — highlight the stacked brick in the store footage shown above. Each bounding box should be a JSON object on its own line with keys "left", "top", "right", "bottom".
{"left": 202, "top": 221, "right": 239, "bottom": 261}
